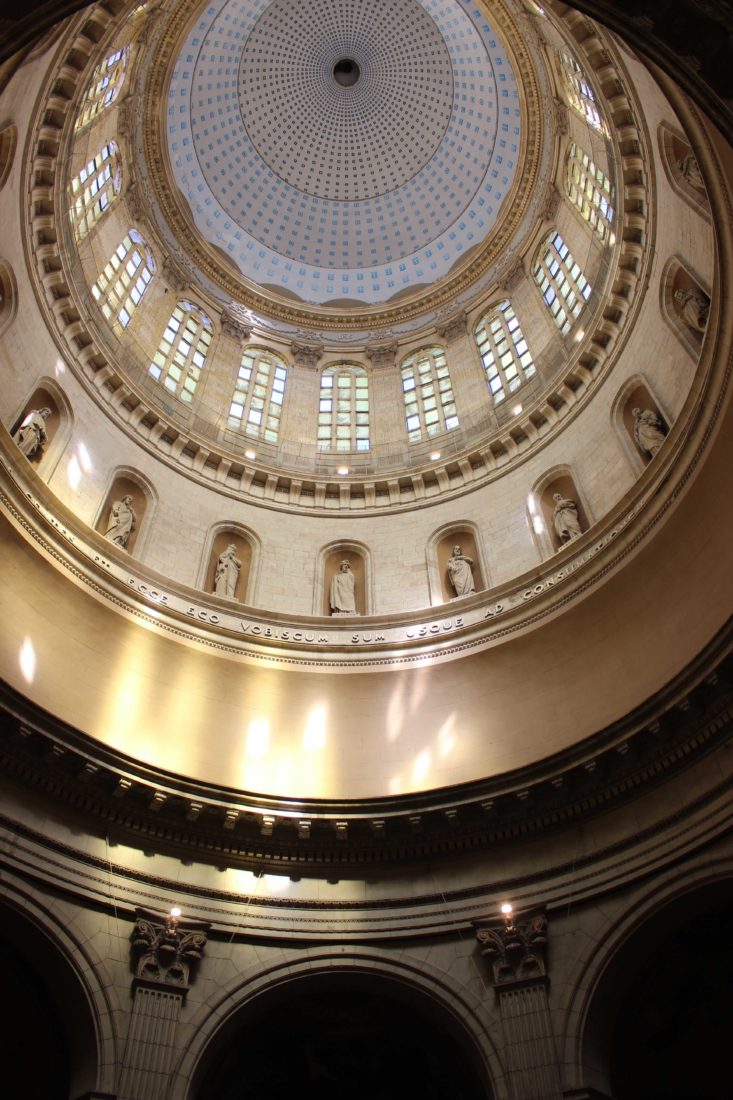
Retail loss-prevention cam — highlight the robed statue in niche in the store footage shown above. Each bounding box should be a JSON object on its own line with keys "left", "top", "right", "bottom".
{"left": 329, "top": 560, "right": 357, "bottom": 615}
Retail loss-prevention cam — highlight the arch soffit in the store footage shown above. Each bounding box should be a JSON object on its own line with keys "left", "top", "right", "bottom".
{"left": 169, "top": 948, "right": 509, "bottom": 1100}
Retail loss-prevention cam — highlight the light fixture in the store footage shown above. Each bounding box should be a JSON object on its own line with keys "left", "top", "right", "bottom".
{"left": 244, "top": 449, "right": 256, "bottom": 461}
{"left": 512, "top": 403, "right": 523, "bottom": 416}
{"left": 575, "top": 328, "right": 585, "bottom": 342}
{"left": 430, "top": 450, "right": 441, "bottom": 461}
{"left": 501, "top": 902, "right": 513, "bottom": 916}
{"left": 170, "top": 906, "right": 182, "bottom": 918}
{"left": 337, "top": 465, "right": 349, "bottom": 475}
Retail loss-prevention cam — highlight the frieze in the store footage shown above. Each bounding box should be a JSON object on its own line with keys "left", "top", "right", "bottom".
{"left": 4, "top": 465, "right": 649, "bottom": 667}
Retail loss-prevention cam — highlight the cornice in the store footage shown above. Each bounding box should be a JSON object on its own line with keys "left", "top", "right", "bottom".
{"left": 0, "top": 622, "right": 732, "bottom": 921}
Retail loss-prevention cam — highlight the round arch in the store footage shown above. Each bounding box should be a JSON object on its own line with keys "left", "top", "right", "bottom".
{"left": 561, "top": 859, "right": 733, "bottom": 1097}
{"left": 0, "top": 882, "right": 119, "bottom": 1097}
{"left": 169, "top": 949, "right": 507, "bottom": 1100}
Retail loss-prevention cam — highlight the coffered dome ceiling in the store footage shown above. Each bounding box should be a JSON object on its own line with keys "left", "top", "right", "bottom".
{"left": 167, "top": 0, "right": 521, "bottom": 305}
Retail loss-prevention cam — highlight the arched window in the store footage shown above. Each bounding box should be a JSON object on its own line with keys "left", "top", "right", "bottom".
{"left": 68, "top": 141, "right": 121, "bottom": 241}
{"left": 474, "top": 301, "right": 536, "bottom": 404}
{"left": 533, "top": 232, "right": 592, "bottom": 335}
{"left": 558, "top": 50, "right": 609, "bottom": 137}
{"left": 228, "top": 347, "right": 288, "bottom": 442}
{"left": 400, "top": 346, "right": 458, "bottom": 442}
{"left": 75, "top": 47, "right": 129, "bottom": 131}
{"left": 148, "top": 301, "right": 213, "bottom": 403}
{"left": 317, "top": 365, "right": 370, "bottom": 452}
{"left": 565, "top": 142, "right": 615, "bottom": 244}
{"left": 91, "top": 230, "right": 155, "bottom": 328}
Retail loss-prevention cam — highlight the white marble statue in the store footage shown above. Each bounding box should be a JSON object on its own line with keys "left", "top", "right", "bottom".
{"left": 553, "top": 493, "right": 582, "bottom": 544}
{"left": 105, "top": 494, "right": 136, "bottom": 548}
{"left": 677, "top": 152, "right": 705, "bottom": 192}
{"left": 214, "top": 543, "right": 242, "bottom": 599}
{"left": 447, "top": 545, "right": 476, "bottom": 597}
{"left": 633, "top": 407, "right": 666, "bottom": 457}
{"left": 329, "top": 559, "right": 357, "bottom": 615}
{"left": 13, "top": 406, "right": 51, "bottom": 458}
{"left": 674, "top": 287, "right": 710, "bottom": 334}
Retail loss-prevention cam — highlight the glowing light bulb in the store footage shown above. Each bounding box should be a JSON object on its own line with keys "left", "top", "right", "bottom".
{"left": 430, "top": 451, "right": 441, "bottom": 461}
{"left": 337, "top": 465, "right": 349, "bottom": 475}
{"left": 512, "top": 404, "right": 523, "bottom": 416}
{"left": 170, "top": 906, "right": 182, "bottom": 918}
{"left": 501, "top": 902, "right": 513, "bottom": 916}
{"left": 244, "top": 449, "right": 256, "bottom": 461}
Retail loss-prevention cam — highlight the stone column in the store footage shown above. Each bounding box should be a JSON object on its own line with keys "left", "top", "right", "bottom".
{"left": 366, "top": 340, "right": 402, "bottom": 457}
{"left": 474, "top": 909, "right": 562, "bottom": 1100}
{"left": 435, "top": 309, "right": 489, "bottom": 431}
{"left": 117, "top": 909, "right": 209, "bottom": 1100}
{"left": 277, "top": 340, "right": 323, "bottom": 452}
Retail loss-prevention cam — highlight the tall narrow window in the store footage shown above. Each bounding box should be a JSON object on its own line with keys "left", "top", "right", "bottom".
{"left": 475, "top": 302, "right": 536, "bottom": 405}
{"left": 558, "top": 50, "right": 609, "bottom": 137}
{"left": 400, "top": 346, "right": 458, "bottom": 441}
{"left": 228, "top": 347, "right": 288, "bottom": 442}
{"left": 75, "top": 47, "right": 129, "bottom": 131}
{"left": 91, "top": 230, "right": 155, "bottom": 328}
{"left": 68, "top": 141, "right": 121, "bottom": 241}
{"left": 317, "top": 365, "right": 370, "bottom": 452}
{"left": 148, "top": 301, "right": 212, "bottom": 403}
{"left": 565, "top": 143, "right": 615, "bottom": 244}
{"left": 534, "top": 232, "right": 592, "bottom": 335}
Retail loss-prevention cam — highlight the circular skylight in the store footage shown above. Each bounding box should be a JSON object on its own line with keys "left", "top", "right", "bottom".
{"left": 167, "top": 0, "right": 522, "bottom": 305}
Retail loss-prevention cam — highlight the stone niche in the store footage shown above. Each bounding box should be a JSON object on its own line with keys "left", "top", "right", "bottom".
{"left": 664, "top": 259, "right": 710, "bottom": 355}
{"left": 436, "top": 529, "right": 483, "bottom": 603}
{"left": 620, "top": 381, "right": 668, "bottom": 467}
{"left": 205, "top": 529, "right": 253, "bottom": 603}
{"left": 95, "top": 473, "right": 150, "bottom": 556}
{"left": 323, "top": 546, "right": 367, "bottom": 616}
{"left": 658, "top": 123, "right": 708, "bottom": 215}
{"left": 11, "top": 385, "right": 61, "bottom": 467}
{"left": 539, "top": 473, "right": 589, "bottom": 554}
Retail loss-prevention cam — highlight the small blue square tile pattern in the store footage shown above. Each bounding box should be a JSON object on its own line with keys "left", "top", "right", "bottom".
{"left": 167, "top": 0, "right": 521, "bottom": 305}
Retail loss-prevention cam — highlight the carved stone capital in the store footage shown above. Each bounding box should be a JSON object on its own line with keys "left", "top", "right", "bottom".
{"left": 541, "top": 184, "right": 562, "bottom": 224}
{"left": 553, "top": 97, "right": 570, "bottom": 137}
{"left": 130, "top": 908, "right": 209, "bottom": 990}
{"left": 221, "top": 310, "right": 252, "bottom": 342}
{"left": 366, "top": 340, "right": 398, "bottom": 368}
{"left": 291, "top": 341, "right": 324, "bottom": 369}
{"left": 116, "top": 97, "right": 135, "bottom": 140}
{"left": 162, "top": 256, "right": 190, "bottom": 294}
{"left": 436, "top": 310, "right": 468, "bottom": 341}
{"left": 474, "top": 909, "right": 548, "bottom": 986}
{"left": 499, "top": 257, "right": 525, "bottom": 295}
{"left": 125, "top": 182, "right": 145, "bottom": 223}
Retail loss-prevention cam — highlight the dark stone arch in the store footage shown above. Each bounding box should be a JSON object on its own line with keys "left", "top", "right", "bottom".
{"left": 0, "top": 898, "right": 101, "bottom": 1099}
{"left": 581, "top": 879, "right": 733, "bottom": 1100}
{"left": 190, "top": 969, "right": 493, "bottom": 1100}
